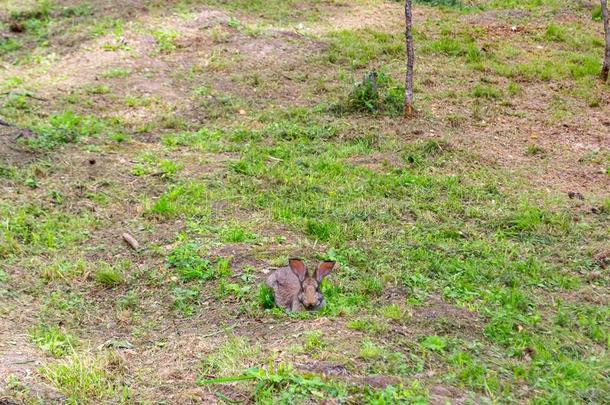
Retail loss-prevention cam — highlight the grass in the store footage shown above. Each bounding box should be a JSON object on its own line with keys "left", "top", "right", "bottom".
{"left": 167, "top": 242, "right": 213, "bottom": 281}
{"left": 94, "top": 263, "right": 123, "bottom": 288}
{"left": 28, "top": 324, "right": 77, "bottom": 357}
{"left": 201, "top": 337, "right": 261, "bottom": 377}
{"left": 1, "top": 0, "right": 609, "bottom": 403}
{"left": 151, "top": 28, "right": 178, "bottom": 53}
{"left": 327, "top": 28, "right": 403, "bottom": 68}
{"left": 39, "top": 352, "right": 128, "bottom": 403}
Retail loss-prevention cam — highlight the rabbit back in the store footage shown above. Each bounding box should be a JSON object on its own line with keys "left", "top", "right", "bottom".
{"left": 267, "top": 267, "right": 302, "bottom": 311}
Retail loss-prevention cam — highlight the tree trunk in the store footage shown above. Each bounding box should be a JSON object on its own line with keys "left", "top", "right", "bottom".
{"left": 404, "top": 0, "right": 414, "bottom": 118}
{"left": 601, "top": 0, "right": 610, "bottom": 81}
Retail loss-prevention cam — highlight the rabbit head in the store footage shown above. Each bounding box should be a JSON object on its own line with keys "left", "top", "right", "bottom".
{"left": 288, "top": 258, "right": 335, "bottom": 311}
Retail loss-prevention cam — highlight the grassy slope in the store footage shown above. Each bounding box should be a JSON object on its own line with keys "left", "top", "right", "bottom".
{"left": 1, "top": 0, "right": 609, "bottom": 403}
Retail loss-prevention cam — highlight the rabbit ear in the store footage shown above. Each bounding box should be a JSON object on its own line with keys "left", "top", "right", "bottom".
{"left": 316, "top": 261, "right": 335, "bottom": 282}
{"left": 289, "top": 258, "right": 307, "bottom": 281}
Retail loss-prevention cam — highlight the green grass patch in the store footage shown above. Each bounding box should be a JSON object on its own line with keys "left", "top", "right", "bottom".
{"left": 327, "top": 28, "right": 403, "bottom": 68}
{"left": 29, "top": 324, "right": 77, "bottom": 357}
{"left": 40, "top": 352, "right": 128, "bottom": 403}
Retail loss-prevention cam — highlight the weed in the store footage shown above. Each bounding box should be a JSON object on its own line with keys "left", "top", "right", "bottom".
{"left": 109, "top": 132, "right": 128, "bottom": 143}
{"left": 472, "top": 84, "right": 502, "bottom": 100}
{"left": 94, "top": 263, "right": 123, "bottom": 287}
{"left": 40, "top": 352, "right": 127, "bottom": 403}
{"left": 85, "top": 84, "right": 110, "bottom": 95}
{"left": 360, "top": 340, "right": 384, "bottom": 360}
{"left": 258, "top": 284, "right": 276, "bottom": 309}
{"left": 327, "top": 29, "right": 403, "bottom": 68}
{"left": 544, "top": 23, "right": 567, "bottom": 42}
{"left": 152, "top": 29, "right": 178, "bottom": 53}
{"left": 381, "top": 304, "right": 405, "bottom": 321}
{"left": 172, "top": 286, "right": 200, "bottom": 316}
{"left": 347, "top": 318, "right": 389, "bottom": 334}
{"left": 339, "top": 71, "right": 403, "bottom": 115}
{"left": 29, "top": 324, "right": 76, "bottom": 357}
{"left": 199, "top": 363, "right": 348, "bottom": 403}
{"left": 526, "top": 144, "right": 545, "bottom": 156}
{"left": 41, "top": 258, "right": 86, "bottom": 282}
{"left": 167, "top": 243, "right": 213, "bottom": 281}
{"left": 101, "top": 68, "right": 131, "bottom": 78}
{"left": 145, "top": 181, "right": 210, "bottom": 219}
{"left": 420, "top": 335, "right": 448, "bottom": 352}
{"left": 26, "top": 111, "right": 109, "bottom": 150}
{"left": 117, "top": 291, "right": 139, "bottom": 310}
{"left": 0, "top": 203, "right": 92, "bottom": 258}
{"left": 219, "top": 224, "right": 257, "bottom": 243}
{"left": 201, "top": 337, "right": 261, "bottom": 377}
{"left": 303, "top": 331, "right": 327, "bottom": 354}
{"left": 363, "top": 382, "right": 428, "bottom": 403}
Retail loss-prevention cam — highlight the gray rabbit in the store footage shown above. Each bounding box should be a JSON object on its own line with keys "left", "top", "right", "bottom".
{"left": 266, "top": 258, "right": 335, "bottom": 312}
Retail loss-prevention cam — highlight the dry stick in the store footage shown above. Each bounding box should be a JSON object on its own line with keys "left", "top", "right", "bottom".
{"left": 0, "top": 91, "right": 47, "bottom": 101}
{"left": 122, "top": 232, "right": 140, "bottom": 250}
{"left": 601, "top": 0, "right": 610, "bottom": 81}
{"left": 404, "top": 0, "right": 415, "bottom": 118}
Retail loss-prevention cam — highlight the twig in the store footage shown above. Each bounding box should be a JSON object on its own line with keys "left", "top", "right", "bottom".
{"left": 0, "top": 91, "right": 47, "bottom": 101}
{"left": 11, "top": 359, "right": 36, "bottom": 365}
{"left": 200, "top": 329, "right": 225, "bottom": 339}
{"left": 122, "top": 232, "right": 140, "bottom": 251}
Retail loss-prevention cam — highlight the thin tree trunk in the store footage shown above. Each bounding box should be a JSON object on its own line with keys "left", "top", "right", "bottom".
{"left": 404, "top": 0, "right": 414, "bottom": 118}
{"left": 601, "top": 0, "right": 610, "bottom": 81}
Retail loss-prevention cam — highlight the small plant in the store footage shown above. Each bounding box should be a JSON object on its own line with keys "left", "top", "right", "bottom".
{"left": 219, "top": 224, "right": 257, "bottom": 243}
{"left": 343, "top": 71, "right": 403, "bottom": 115}
{"left": 360, "top": 340, "right": 383, "bottom": 360}
{"left": 544, "top": 23, "right": 567, "bottom": 42}
{"left": 101, "top": 68, "right": 131, "bottom": 78}
{"left": 39, "top": 352, "right": 126, "bottom": 402}
{"left": 217, "top": 279, "right": 250, "bottom": 299}
{"left": 24, "top": 178, "right": 38, "bottom": 189}
{"left": 420, "top": 335, "right": 448, "bottom": 352}
{"left": 200, "top": 337, "right": 260, "bottom": 377}
{"left": 94, "top": 263, "right": 123, "bottom": 287}
{"left": 303, "top": 331, "right": 326, "bottom": 353}
{"left": 507, "top": 82, "right": 522, "bottom": 96}
{"left": 152, "top": 29, "right": 178, "bottom": 53}
{"left": 159, "top": 159, "right": 182, "bottom": 179}
{"left": 29, "top": 324, "right": 76, "bottom": 357}
{"left": 413, "top": 0, "right": 462, "bottom": 7}
{"left": 41, "top": 259, "right": 86, "bottom": 282}
{"left": 117, "top": 291, "right": 138, "bottom": 310}
{"left": 109, "top": 132, "right": 128, "bottom": 143}
{"left": 381, "top": 304, "right": 404, "bottom": 321}
{"left": 258, "top": 284, "right": 276, "bottom": 309}
{"left": 26, "top": 110, "right": 107, "bottom": 150}
{"left": 167, "top": 243, "right": 213, "bottom": 281}
{"left": 85, "top": 84, "right": 110, "bottom": 95}
{"left": 0, "top": 38, "right": 22, "bottom": 55}
{"left": 347, "top": 318, "right": 388, "bottom": 334}
{"left": 472, "top": 84, "right": 502, "bottom": 100}
{"left": 199, "top": 363, "right": 347, "bottom": 402}
{"left": 172, "top": 287, "right": 200, "bottom": 316}
{"left": 526, "top": 144, "right": 545, "bottom": 156}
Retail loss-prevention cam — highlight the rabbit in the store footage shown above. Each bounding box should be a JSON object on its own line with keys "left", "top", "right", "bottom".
{"left": 266, "top": 258, "right": 335, "bottom": 312}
